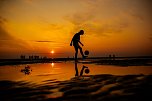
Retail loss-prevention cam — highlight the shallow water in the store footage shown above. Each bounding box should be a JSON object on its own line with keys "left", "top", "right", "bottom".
{"left": 0, "top": 61, "right": 152, "bottom": 84}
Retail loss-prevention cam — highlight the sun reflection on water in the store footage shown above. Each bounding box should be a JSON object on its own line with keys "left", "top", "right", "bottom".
{"left": 51, "top": 63, "right": 54, "bottom": 67}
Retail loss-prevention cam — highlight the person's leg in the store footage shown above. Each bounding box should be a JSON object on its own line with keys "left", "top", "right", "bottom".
{"left": 78, "top": 46, "right": 84, "bottom": 57}
{"left": 74, "top": 46, "right": 78, "bottom": 61}
{"left": 78, "top": 46, "right": 87, "bottom": 59}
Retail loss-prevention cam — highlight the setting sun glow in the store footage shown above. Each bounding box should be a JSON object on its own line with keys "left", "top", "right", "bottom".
{"left": 51, "top": 50, "right": 54, "bottom": 54}
{"left": 0, "top": 0, "right": 151, "bottom": 59}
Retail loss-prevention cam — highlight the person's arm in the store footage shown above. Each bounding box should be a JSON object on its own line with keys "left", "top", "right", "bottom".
{"left": 78, "top": 41, "right": 84, "bottom": 46}
{"left": 70, "top": 37, "right": 73, "bottom": 46}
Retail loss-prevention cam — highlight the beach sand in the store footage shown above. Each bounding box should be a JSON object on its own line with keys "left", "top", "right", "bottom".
{"left": 0, "top": 74, "right": 152, "bottom": 101}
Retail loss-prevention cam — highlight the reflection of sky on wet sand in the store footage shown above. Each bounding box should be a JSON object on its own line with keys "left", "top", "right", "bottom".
{"left": 0, "top": 62, "right": 152, "bottom": 84}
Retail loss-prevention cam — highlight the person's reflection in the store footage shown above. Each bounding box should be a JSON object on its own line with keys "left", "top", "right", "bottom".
{"left": 75, "top": 62, "right": 89, "bottom": 76}
{"left": 21, "top": 65, "right": 32, "bottom": 75}
{"left": 75, "top": 62, "right": 79, "bottom": 76}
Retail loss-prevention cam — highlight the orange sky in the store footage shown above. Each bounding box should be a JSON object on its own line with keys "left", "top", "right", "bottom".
{"left": 0, "top": 0, "right": 152, "bottom": 59}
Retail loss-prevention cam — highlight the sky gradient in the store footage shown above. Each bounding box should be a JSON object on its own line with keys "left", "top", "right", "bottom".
{"left": 0, "top": 0, "right": 152, "bottom": 59}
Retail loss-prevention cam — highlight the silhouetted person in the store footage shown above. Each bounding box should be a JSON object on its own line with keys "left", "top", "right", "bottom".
{"left": 113, "top": 54, "right": 115, "bottom": 60}
{"left": 109, "top": 54, "right": 112, "bottom": 60}
{"left": 21, "top": 65, "right": 32, "bottom": 75}
{"left": 70, "top": 30, "right": 87, "bottom": 61}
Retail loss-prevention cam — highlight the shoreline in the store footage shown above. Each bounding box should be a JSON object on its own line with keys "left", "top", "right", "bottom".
{"left": 0, "top": 56, "right": 152, "bottom": 66}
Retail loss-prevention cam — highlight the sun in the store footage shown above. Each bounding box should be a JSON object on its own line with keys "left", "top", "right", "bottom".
{"left": 50, "top": 50, "right": 54, "bottom": 54}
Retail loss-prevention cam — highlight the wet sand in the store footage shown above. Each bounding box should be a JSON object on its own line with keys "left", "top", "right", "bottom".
{"left": 0, "top": 74, "right": 152, "bottom": 101}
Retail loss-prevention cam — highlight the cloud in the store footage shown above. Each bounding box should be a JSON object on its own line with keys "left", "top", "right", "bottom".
{"left": 149, "top": 34, "right": 152, "bottom": 41}
{"left": 39, "top": 18, "right": 65, "bottom": 31}
{"left": 0, "top": 16, "right": 14, "bottom": 40}
{"left": 35, "top": 40, "right": 54, "bottom": 43}
{"left": 82, "top": 21, "right": 129, "bottom": 37}
{"left": 64, "top": 9, "right": 95, "bottom": 35}
{"left": 63, "top": 0, "right": 130, "bottom": 37}
{"left": 64, "top": 11, "right": 94, "bottom": 25}
{"left": 64, "top": 10, "right": 129, "bottom": 37}
{"left": 0, "top": 0, "right": 17, "bottom": 9}
{"left": 46, "top": 23, "right": 64, "bottom": 31}
{"left": 0, "top": 16, "right": 7, "bottom": 23}
{"left": 125, "top": 9, "right": 145, "bottom": 21}
{"left": 0, "top": 16, "right": 31, "bottom": 57}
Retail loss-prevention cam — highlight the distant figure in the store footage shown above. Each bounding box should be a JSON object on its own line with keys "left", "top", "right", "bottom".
{"left": 21, "top": 65, "right": 32, "bottom": 75}
{"left": 70, "top": 30, "right": 87, "bottom": 61}
{"left": 109, "top": 54, "right": 112, "bottom": 60}
{"left": 113, "top": 54, "right": 115, "bottom": 60}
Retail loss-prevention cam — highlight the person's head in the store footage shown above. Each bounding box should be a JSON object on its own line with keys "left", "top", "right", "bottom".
{"left": 79, "top": 30, "right": 84, "bottom": 35}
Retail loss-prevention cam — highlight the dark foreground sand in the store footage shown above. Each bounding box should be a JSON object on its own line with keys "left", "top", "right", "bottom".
{"left": 0, "top": 74, "right": 152, "bottom": 101}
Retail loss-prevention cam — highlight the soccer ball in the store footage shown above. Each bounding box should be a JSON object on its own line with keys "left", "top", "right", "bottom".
{"left": 85, "top": 68, "right": 90, "bottom": 74}
{"left": 84, "top": 50, "right": 89, "bottom": 55}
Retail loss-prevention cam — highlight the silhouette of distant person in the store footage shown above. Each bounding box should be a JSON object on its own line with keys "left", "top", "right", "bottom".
{"left": 70, "top": 30, "right": 87, "bottom": 61}
{"left": 21, "top": 65, "right": 32, "bottom": 75}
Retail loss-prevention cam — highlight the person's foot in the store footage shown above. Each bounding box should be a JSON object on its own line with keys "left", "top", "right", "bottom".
{"left": 83, "top": 65, "right": 88, "bottom": 69}
{"left": 82, "top": 55, "right": 88, "bottom": 60}
{"left": 75, "top": 59, "right": 78, "bottom": 62}
{"left": 75, "top": 73, "right": 79, "bottom": 76}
